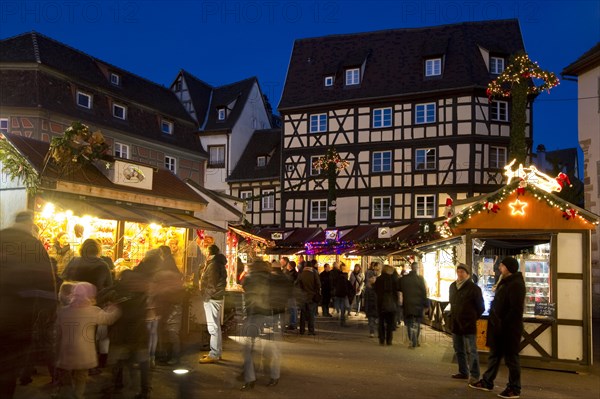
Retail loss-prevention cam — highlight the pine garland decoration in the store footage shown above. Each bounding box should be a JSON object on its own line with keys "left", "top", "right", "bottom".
{"left": 0, "top": 135, "right": 40, "bottom": 193}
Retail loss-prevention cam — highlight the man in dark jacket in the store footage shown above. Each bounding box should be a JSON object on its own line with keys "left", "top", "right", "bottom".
{"left": 374, "top": 264, "right": 400, "bottom": 345}
{"left": 296, "top": 259, "right": 321, "bottom": 335}
{"left": 198, "top": 244, "right": 227, "bottom": 364}
{"left": 449, "top": 263, "right": 484, "bottom": 383}
{"left": 319, "top": 263, "right": 332, "bottom": 317}
{"left": 0, "top": 211, "right": 57, "bottom": 398}
{"left": 399, "top": 262, "right": 428, "bottom": 348}
{"left": 470, "top": 256, "right": 526, "bottom": 398}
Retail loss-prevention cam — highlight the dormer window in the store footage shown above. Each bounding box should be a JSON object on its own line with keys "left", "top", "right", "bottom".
{"left": 217, "top": 108, "right": 226, "bottom": 121}
{"left": 345, "top": 68, "right": 360, "bottom": 85}
{"left": 112, "top": 103, "right": 127, "bottom": 120}
{"left": 161, "top": 119, "right": 173, "bottom": 135}
{"left": 425, "top": 58, "right": 442, "bottom": 76}
{"left": 76, "top": 91, "right": 92, "bottom": 109}
{"left": 110, "top": 73, "right": 120, "bottom": 86}
{"left": 490, "top": 57, "right": 505, "bottom": 74}
{"left": 324, "top": 76, "right": 334, "bottom": 87}
{"left": 257, "top": 156, "right": 266, "bottom": 167}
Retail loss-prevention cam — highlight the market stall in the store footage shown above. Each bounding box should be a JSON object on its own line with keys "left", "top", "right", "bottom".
{"left": 428, "top": 163, "right": 600, "bottom": 370}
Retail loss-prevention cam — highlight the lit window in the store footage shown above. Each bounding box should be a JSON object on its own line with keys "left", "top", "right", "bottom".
{"left": 415, "top": 195, "right": 435, "bottom": 218}
{"left": 240, "top": 190, "right": 253, "bottom": 212}
{"left": 110, "top": 73, "right": 120, "bottom": 86}
{"left": 490, "top": 146, "right": 507, "bottom": 168}
{"left": 425, "top": 58, "right": 442, "bottom": 76}
{"left": 310, "top": 155, "right": 322, "bottom": 176}
{"left": 490, "top": 57, "right": 505, "bottom": 74}
{"left": 309, "top": 113, "right": 327, "bottom": 133}
{"left": 76, "top": 91, "right": 92, "bottom": 109}
{"left": 373, "top": 108, "right": 392, "bottom": 128}
{"left": 257, "top": 156, "right": 266, "bottom": 167}
{"left": 114, "top": 142, "right": 129, "bottom": 159}
{"left": 491, "top": 101, "right": 508, "bottom": 121}
{"left": 0, "top": 118, "right": 8, "bottom": 134}
{"left": 208, "top": 145, "right": 225, "bottom": 168}
{"left": 161, "top": 120, "right": 173, "bottom": 135}
{"left": 218, "top": 108, "right": 226, "bottom": 121}
{"left": 324, "top": 76, "right": 334, "bottom": 87}
{"left": 345, "top": 68, "right": 360, "bottom": 85}
{"left": 415, "top": 103, "right": 436, "bottom": 124}
{"left": 310, "top": 199, "right": 328, "bottom": 221}
{"left": 372, "top": 196, "right": 391, "bottom": 219}
{"left": 372, "top": 151, "right": 392, "bottom": 172}
{"left": 262, "top": 190, "right": 274, "bottom": 211}
{"left": 113, "top": 103, "right": 127, "bottom": 120}
{"left": 415, "top": 148, "right": 436, "bottom": 170}
{"left": 165, "top": 156, "right": 177, "bottom": 173}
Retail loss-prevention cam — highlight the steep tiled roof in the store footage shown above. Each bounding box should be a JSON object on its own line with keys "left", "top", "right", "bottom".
{"left": 203, "top": 77, "right": 258, "bottom": 132}
{"left": 0, "top": 32, "right": 204, "bottom": 153}
{"left": 3, "top": 133, "right": 207, "bottom": 206}
{"left": 279, "top": 19, "right": 524, "bottom": 110}
{"left": 562, "top": 42, "right": 600, "bottom": 76}
{"left": 227, "top": 129, "right": 281, "bottom": 182}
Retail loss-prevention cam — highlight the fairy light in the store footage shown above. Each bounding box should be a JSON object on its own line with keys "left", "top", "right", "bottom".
{"left": 509, "top": 199, "right": 528, "bottom": 215}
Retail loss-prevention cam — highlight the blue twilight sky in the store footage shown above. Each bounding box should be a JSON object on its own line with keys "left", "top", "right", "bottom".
{"left": 1, "top": 0, "right": 598, "bottom": 173}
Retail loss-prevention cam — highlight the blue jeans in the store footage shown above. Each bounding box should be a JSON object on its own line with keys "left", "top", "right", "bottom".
{"left": 203, "top": 299, "right": 224, "bottom": 359}
{"left": 405, "top": 315, "right": 422, "bottom": 347}
{"left": 452, "top": 333, "right": 480, "bottom": 379}
{"left": 483, "top": 345, "right": 521, "bottom": 393}
{"left": 334, "top": 297, "right": 349, "bottom": 325}
{"left": 287, "top": 298, "right": 297, "bottom": 328}
{"left": 299, "top": 302, "right": 317, "bottom": 333}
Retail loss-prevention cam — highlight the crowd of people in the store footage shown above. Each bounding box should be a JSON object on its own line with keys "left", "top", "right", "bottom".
{"left": 0, "top": 210, "right": 525, "bottom": 399}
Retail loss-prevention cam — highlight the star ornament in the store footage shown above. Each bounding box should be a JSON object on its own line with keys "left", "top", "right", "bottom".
{"left": 509, "top": 199, "right": 528, "bottom": 216}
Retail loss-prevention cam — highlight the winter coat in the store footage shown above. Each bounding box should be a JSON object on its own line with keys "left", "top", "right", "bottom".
{"left": 199, "top": 253, "right": 227, "bottom": 301}
{"left": 319, "top": 270, "right": 332, "bottom": 295}
{"left": 0, "top": 225, "right": 57, "bottom": 359}
{"left": 449, "top": 278, "right": 484, "bottom": 335}
{"left": 399, "top": 271, "right": 428, "bottom": 317}
{"left": 374, "top": 266, "right": 399, "bottom": 314}
{"left": 330, "top": 268, "right": 351, "bottom": 298}
{"left": 242, "top": 265, "right": 293, "bottom": 316}
{"left": 56, "top": 304, "right": 120, "bottom": 370}
{"left": 486, "top": 272, "right": 526, "bottom": 353}
{"left": 270, "top": 268, "right": 293, "bottom": 314}
{"left": 297, "top": 266, "right": 321, "bottom": 304}
{"left": 62, "top": 256, "right": 113, "bottom": 292}
{"left": 49, "top": 243, "right": 75, "bottom": 276}
{"left": 349, "top": 271, "right": 365, "bottom": 295}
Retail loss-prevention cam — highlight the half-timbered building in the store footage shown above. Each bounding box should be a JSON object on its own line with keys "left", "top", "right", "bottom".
{"left": 278, "top": 19, "right": 530, "bottom": 228}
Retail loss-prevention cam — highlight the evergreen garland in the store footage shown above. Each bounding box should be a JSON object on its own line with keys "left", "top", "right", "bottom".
{"left": 0, "top": 135, "right": 40, "bottom": 193}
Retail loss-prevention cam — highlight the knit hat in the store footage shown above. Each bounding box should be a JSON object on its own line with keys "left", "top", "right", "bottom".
{"left": 501, "top": 257, "right": 519, "bottom": 274}
{"left": 208, "top": 244, "right": 220, "bottom": 255}
{"left": 14, "top": 210, "right": 35, "bottom": 224}
{"left": 456, "top": 263, "right": 470, "bottom": 274}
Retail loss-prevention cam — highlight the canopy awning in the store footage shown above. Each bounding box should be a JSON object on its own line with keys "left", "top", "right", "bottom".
{"left": 229, "top": 226, "right": 272, "bottom": 245}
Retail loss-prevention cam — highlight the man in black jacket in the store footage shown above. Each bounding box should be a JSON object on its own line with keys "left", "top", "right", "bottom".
{"left": 470, "top": 256, "right": 526, "bottom": 399}
{"left": 399, "top": 262, "right": 428, "bottom": 348}
{"left": 198, "top": 245, "right": 228, "bottom": 364}
{"left": 449, "top": 263, "right": 484, "bottom": 383}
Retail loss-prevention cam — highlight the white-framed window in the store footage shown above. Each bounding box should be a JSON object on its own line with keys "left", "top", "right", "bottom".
{"left": 345, "top": 68, "right": 360, "bottom": 85}
{"left": 112, "top": 103, "right": 127, "bottom": 120}
{"left": 161, "top": 120, "right": 173, "bottom": 135}
{"left": 0, "top": 118, "right": 8, "bottom": 134}
{"left": 490, "top": 57, "right": 505, "bottom": 74}
{"left": 261, "top": 189, "right": 274, "bottom": 211}
{"left": 310, "top": 155, "right": 322, "bottom": 176}
{"left": 415, "top": 148, "right": 436, "bottom": 170}
{"left": 372, "top": 151, "right": 392, "bottom": 173}
{"left": 490, "top": 146, "right": 507, "bottom": 169}
{"left": 309, "top": 113, "right": 327, "bottom": 133}
{"left": 208, "top": 145, "right": 225, "bottom": 168}
{"left": 425, "top": 58, "right": 442, "bottom": 76}
{"left": 415, "top": 195, "right": 435, "bottom": 218}
{"left": 240, "top": 190, "right": 253, "bottom": 212}
{"left": 217, "top": 108, "right": 226, "bottom": 121}
{"left": 491, "top": 101, "right": 508, "bottom": 121}
{"left": 372, "top": 196, "right": 391, "bottom": 219}
{"left": 372, "top": 107, "right": 392, "bottom": 128}
{"left": 114, "top": 142, "right": 129, "bottom": 159}
{"left": 324, "top": 76, "right": 334, "bottom": 87}
{"left": 110, "top": 73, "right": 120, "bottom": 86}
{"left": 165, "top": 156, "right": 177, "bottom": 173}
{"left": 415, "top": 103, "right": 436, "bottom": 124}
{"left": 310, "top": 199, "right": 328, "bottom": 221}
{"left": 76, "top": 91, "right": 92, "bottom": 109}
{"left": 257, "top": 156, "right": 266, "bottom": 167}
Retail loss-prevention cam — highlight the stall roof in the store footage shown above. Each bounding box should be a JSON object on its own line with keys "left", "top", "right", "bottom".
{"left": 390, "top": 236, "right": 463, "bottom": 256}
{"left": 229, "top": 225, "right": 272, "bottom": 245}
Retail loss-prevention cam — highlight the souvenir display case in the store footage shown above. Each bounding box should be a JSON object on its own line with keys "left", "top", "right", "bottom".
{"left": 121, "top": 221, "right": 186, "bottom": 272}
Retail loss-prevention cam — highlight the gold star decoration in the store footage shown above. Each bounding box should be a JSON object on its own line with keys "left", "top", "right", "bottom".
{"left": 509, "top": 199, "right": 528, "bottom": 216}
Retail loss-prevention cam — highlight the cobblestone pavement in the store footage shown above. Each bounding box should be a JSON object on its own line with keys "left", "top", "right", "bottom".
{"left": 12, "top": 314, "right": 600, "bottom": 399}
